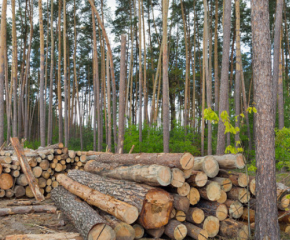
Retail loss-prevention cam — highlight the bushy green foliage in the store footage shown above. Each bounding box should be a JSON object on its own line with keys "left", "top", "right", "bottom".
{"left": 275, "top": 127, "right": 290, "bottom": 170}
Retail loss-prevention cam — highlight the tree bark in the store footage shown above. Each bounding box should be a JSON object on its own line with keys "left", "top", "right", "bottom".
{"left": 138, "top": 0, "right": 143, "bottom": 148}
{"left": 63, "top": 0, "right": 68, "bottom": 147}
{"left": 278, "top": 29, "right": 284, "bottom": 129}
{"left": 184, "top": 222, "right": 208, "bottom": 240}
{"left": 106, "top": 53, "right": 112, "bottom": 151}
{"left": 195, "top": 200, "right": 228, "bottom": 221}
{"left": 214, "top": 0, "right": 219, "bottom": 111}
{"left": 12, "top": 0, "right": 17, "bottom": 138}
{"left": 0, "top": 205, "right": 57, "bottom": 216}
{"left": 219, "top": 219, "right": 249, "bottom": 240}
{"left": 6, "top": 233, "right": 83, "bottom": 240}
{"left": 164, "top": 219, "right": 187, "bottom": 240}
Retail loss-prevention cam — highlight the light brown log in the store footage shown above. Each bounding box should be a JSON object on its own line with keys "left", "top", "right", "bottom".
{"left": 5, "top": 233, "right": 83, "bottom": 240}
{"left": 4, "top": 167, "right": 11, "bottom": 173}
{"left": 68, "top": 150, "right": 76, "bottom": 158}
{"left": 217, "top": 190, "right": 227, "bottom": 203}
{"left": 28, "top": 158, "right": 38, "bottom": 167}
{"left": 99, "top": 210, "right": 135, "bottom": 240}
{"left": 90, "top": 152, "right": 194, "bottom": 170}
{"left": 45, "top": 185, "right": 52, "bottom": 193}
{"left": 199, "top": 216, "right": 219, "bottom": 238}
{"left": 217, "top": 169, "right": 249, "bottom": 187}
{"left": 196, "top": 200, "right": 228, "bottom": 221}
{"left": 172, "top": 194, "right": 190, "bottom": 212}
{"left": 60, "top": 160, "right": 66, "bottom": 165}
{"left": 66, "top": 158, "right": 71, "bottom": 163}
{"left": 177, "top": 182, "right": 190, "bottom": 196}
{"left": 85, "top": 161, "right": 172, "bottom": 186}
{"left": 10, "top": 137, "right": 45, "bottom": 201}
{"left": 36, "top": 157, "right": 42, "bottom": 163}
{"left": 68, "top": 170, "right": 174, "bottom": 229}
{"left": 171, "top": 168, "right": 185, "bottom": 187}
{"left": 187, "top": 171, "right": 208, "bottom": 187}
{"left": 39, "top": 143, "right": 64, "bottom": 150}
{"left": 80, "top": 155, "right": 87, "bottom": 162}
{"left": 280, "top": 223, "right": 290, "bottom": 234}
{"left": 1, "top": 163, "right": 18, "bottom": 170}
{"left": 249, "top": 177, "right": 255, "bottom": 195}
{"left": 227, "top": 186, "right": 250, "bottom": 203}
{"left": 32, "top": 166, "right": 43, "bottom": 178}
{"left": 0, "top": 173, "right": 13, "bottom": 190}
{"left": 55, "top": 163, "right": 63, "bottom": 172}
{"left": 198, "top": 181, "right": 221, "bottom": 201}
{"left": 54, "top": 149, "right": 62, "bottom": 155}
{"left": 186, "top": 207, "right": 205, "bottom": 225}
{"left": 164, "top": 219, "right": 187, "bottom": 240}
{"left": 184, "top": 222, "right": 208, "bottom": 240}
{"left": 76, "top": 151, "right": 82, "bottom": 156}
{"left": 170, "top": 208, "right": 176, "bottom": 219}
{"left": 146, "top": 226, "right": 165, "bottom": 238}
{"left": 219, "top": 218, "right": 249, "bottom": 240}
{"left": 5, "top": 189, "right": 15, "bottom": 198}
{"left": 26, "top": 186, "right": 34, "bottom": 198}
{"left": 14, "top": 185, "right": 26, "bottom": 198}
{"left": 39, "top": 160, "right": 49, "bottom": 170}
{"left": 47, "top": 154, "right": 54, "bottom": 161}
{"left": 62, "top": 147, "right": 68, "bottom": 154}
{"left": 0, "top": 189, "right": 5, "bottom": 197}
{"left": 193, "top": 156, "right": 219, "bottom": 178}
{"left": 133, "top": 224, "right": 144, "bottom": 239}
{"left": 241, "top": 208, "right": 255, "bottom": 223}
{"left": 212, "top": 177, "right": 232, "bottom": 192}
{"left": 57, "top": 174, "right": 139, "bottom": 224}
{"left": 41, "top": 171, "right": 50, "bottom": 179}
{"left": 224, "top": 200, "right": 243, "bottom": 218}
{"left": 278, "top": 211, "right": 290, "bottom": 223}
{"left": 175, "top": 210, "right": 186, "bottom": 222}
{"left": 11, "top": 170, "right": 20, "bottom": 178}
{"left": 187, "top": 187, "right": 200, "bottom": 205}
{"left": 52, "top": 181, "right": 59, "bottom": 188}
{"left": 211, "top": 154, "right": 245, "bottom": 169}
{"left": 16, "top": 174, "right": 29, "bottom": 186}
{"left": 0, "top": 164, "right": 2, "bottom": 174}
{"left": 277, "top": 183, "right": 290, "bottom": 210}
{"left": 51, "top": 187, "right": 116, "bottom": 240}
{"left": 46, "top": 179, "right": 52, "bottom": 186}
{"left": 0, "top": 205, "right": 57, "bottom": 216}
{"left": 7, "top": 200, "right": 40, "bottom": 206}
{"left": 183, "top": 168, "right": 193, "bottom": 179}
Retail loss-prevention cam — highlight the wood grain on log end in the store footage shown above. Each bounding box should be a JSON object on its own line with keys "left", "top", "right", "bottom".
{"left": 133, "top": 224, "right": 144, "bottom": 239}
{"left": 88, "top": 223, "right": 116, "bottom": 240}
{"left": 203, "top": 156, "right": 219, "bottom": 178}
{"left": 184, "top": 222, "right": 208, "bottom": 240}
{"left": 249, "top": 178, "right": 255, "bottom": 195}
{"left": 217, "top": 190, "right": 227, "bottom": 203}
{"left": 202, "top": 216, "right": 219, "bottom": 238}
{"left": 164, "top": 220, "right": 187, "bottom": 240}
{"left": 187, "top": 187, "right": 200, "bottom": 205}
{"left": 179, "top": 153, "right": 194, "bottom": 170}
{"left": 171, "top": 168, "right": 185, "bottom": 188}
{"left": 212, "top": 177, "right": 232, "bottom": 192}
{"left": 114, "top": 222, "right": 135, "bottom": 240}
{"left": 177, "top": 182, "right": 190, "bottom": 196}
{"left": 0, "top": 173, "right": 13, "bottom": 190}
{"left": 225, "top": 200, "right": 243, "bottom": 219}
{"left": 219, "top": 218, "right": 249, "bottom": 240}
{"left": 186, "top": 207, "right": 205, "bottom": 225}
{"left": 188, "top": 171, "right": 208, "bottom": 187}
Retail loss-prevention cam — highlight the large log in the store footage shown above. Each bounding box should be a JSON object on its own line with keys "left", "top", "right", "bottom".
{"left": 10, "top": 137, "right": 44, "bottom": 201}
{"left": 5, "top": 233, "right": 83, "bottom": 240}
{"left": 57, "top": 174, "right": 138, "bottom": 224}
{"left": 187, "top": 171, "right": 208, "bottom": 187}
{"left": 89, "top": 152, "right": 194, "bottom": 170}
{"left": 198, "top": 181, "right": 221, "bottom": 201}
{"left": 224, "top": 200, "right": 243, "bottom": 218}
{"left": 217, "top": 170, "right": 249, "bottom": 187}
{"left": 193, "top": 156, "right": 219, "bottom": 178}
{"left": 227, "top": 186, "right": 250, "bottom": 203}
{"left": 0, "top": 205, "right": 57, "bottom": 216}
{"left": 99, "top": 211, "right": 135, "bottom": 240}
{"left": 85, "top": 161, "right": 172, "bottom": 186}
{"left": 219, "top": 218, "right": 249, "bottom": 240}
{"left": 183, "top": 222, "right": 208, "bottom": 240}
{"left": 210, "top": 154, "right": 245, "bottom": 169}
{"left": 196, "top": 200, "right": 228, "bottom": 221}
{"left": 67, "top": 170, "right": 173, "bottom": 229}
{"left": 0, "top": 173, "right": 13, "bottom": 190}
{"left": 186, "top": 207, "right": 205, "bottom": 225}
{"left": 199, "top": 216, "right": 219, "bottom": 238}
{"left": 164, "top": 219, "right": 187, "bottom": 240}
{"left": 51, "top": 187, "right": 116, "bottom": 240}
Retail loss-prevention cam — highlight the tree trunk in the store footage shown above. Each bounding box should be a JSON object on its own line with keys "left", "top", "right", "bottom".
{"left": 252, "top": 0, "right": 280, "bottom": 238}
{"left": 12, "top": 0, "right": 17, "bottom": 138}
{"left": 106, "top": 54, "right": 112, "bottom": 151}
{"left": 6, "top": 233, "right": 83, "bottom": 240}
{"left": 214, "top": 0, "right": 219, "bottom": 111}
{"left": 138, "top": 0, "right": 143, "bottom": 148}
{"left": 216, "top": 0, "right": 231, "bottom": 154}
{"left": 164, "top": 219, "right": 187, "bottom": 240}
{"left": 184, "top": 222, "right": 208, "bottom": 240}
{"left": 278, "top": 29, "right": 284, "bottom": 129}
{"left": 63, "top": 0, "right": 68, "bottom": 147}
{"left": 51, "top": 187, "right": 115, "bottom": 240}
{"left": 0, "top": 205, "right": 57, "bottom": 216}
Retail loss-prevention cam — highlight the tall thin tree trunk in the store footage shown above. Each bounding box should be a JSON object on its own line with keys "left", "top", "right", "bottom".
{"left": 63, "top": 0, "right": 68, "bottom": 147}
{"left": 278, "top": 29, "right": 284, "bottom": 129}
{"left": 12, "top": 0, "right": 17, "bottom": 138}
{"left": 252, "top": 0, "right": 280, "bottom": 239}
{"left": 44, "top": 0, "right": 49, "bottom": 141}
{"left": 201, "top": 34, "right": 205, "bottom": 156}
{"left": 138, "top": 0, "right": 143, "bottom": 148}
{"left": 192, "top": 0, "right": 196, "bottom": 130}
{"left": 39, "top": 0, "right": 45, "bottom": 147}
{"left": 214, "top": 0, "right": 219, "bottom": 111}
{"left": 106, "top": 54, "right": 111, "bottom": 151}
{"left": 216, "top": 0, "right": 231, "bottom": 154}
{"left": 142, "top": 0, "right": 147, "bottom": 124}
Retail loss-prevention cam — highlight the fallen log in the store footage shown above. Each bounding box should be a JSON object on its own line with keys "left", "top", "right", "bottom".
{"left": 89, "top": 152, "right": 194, "bottom": 170}
{"left": 51, "top": 187, "right": 116, "bottom": 240}
{"left": 11, "top": 137, "right": 44, "bottom": 201}
{"left": 68, "top": 170, "right": 173, "bottom": 229}
{"left": 5, "top": 233, "right": 83, "bottom": 240}
{"left": 164, "top": 219, "right": 187, "bottom": 240}
{"left": 219, "top": 218, "right": 249, "bottom": 240}
{"left": 183, "top": 222, "right": 208, "bottom": 240}
{"left": 187, "top": 171, "right": 208, "bottom": 187}
{"left": 7, "top": 200, "right": 39, "bottom": 206}
{"left": 38, "top": 143, "right": 64, "bottom": 150}
{"left": 196, "top": 200, "right": 228, "bottom": 221}
{"left": 217, "top": 170, "right": 249, "bottom": 187}
{"left": 193, "top": 156, "right": 219, "bottom": 178}
{"left": 210, "top": 154, "right": 245, "bottom": 169}
{"left": 186, "top": 207, "right": 205, "bottom": 225}
{"left": 199, "top": 216, "right": 219, "bottom": 238}
{"left": 0, "top": 205, "right": 57, "bottom": 216}
{"left": 57, "top": 174, "right": 139, "bottom": 224}
{"left": 224, "top": 200, "right": 243, "bottom": 218}
{"left": 198, "top": 181, "right": 221, "bottom": 201}
{"left": 84, "top": 161, "right": 172, "bottom": 187}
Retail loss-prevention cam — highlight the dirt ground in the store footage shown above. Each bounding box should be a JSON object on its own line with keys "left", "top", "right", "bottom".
{"left": 0, "top": 198, "right": 78, "bottom": 239}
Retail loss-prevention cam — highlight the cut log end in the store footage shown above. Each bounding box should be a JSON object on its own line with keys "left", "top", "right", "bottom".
{"left": 156, "top": 166, "right": 172, "bottom": 186}
{"left": 250, "top": 178, "right": 256, "bottom": 195}
{"left": 202, "top": 216, "right": 219, "bottom": 238}
{"left": 216, "top": 204, "right": 228, "bottom": 221}
{"left": 226, "top": 200, "right": 243, "bottom": 219}
{"left": 187, "top": 187, "right": 200, "bottom": 205}
{"left": 180, "top": 153, "right": 194, "bottom": 170}
{"left": 0, "top": 173, "right": 13, "bottom": 190}
{"left": 177, "top": 182, "right": 190, "bottom": 197}
{"left": 171, "top": 168, "right": 185, "bottom": 188}
{"left": 133, "top": 224, "right": 144, "bottom": 239}
{"left": 165, "top": 220, "right": 187, "bottom": 240}
{"left": 187, "top": 207, "right": 205, "bottom": 224}
{"left": 206, "top": 182, "right": 221, "bottom": 201}
{"left": 236, "top": 154, "right": 245, "bottom": 169}
{"left": 114, "top": 222, "right": 135, "bottom": 240}
{"left": 203, "top": 157, "right": 219, "bottom": 178}
{"left": 217, "top": 190, "right": 227, "bottom": 204}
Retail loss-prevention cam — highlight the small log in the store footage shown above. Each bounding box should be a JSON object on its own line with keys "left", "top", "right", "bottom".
{"left": 46, "top": 179, "right": 52, "bottom": 186}
{"left": 0, "top": 205, "right": 57, "bottom": 216}
{"left": 224, "top": 200, "right": 243, "bottom": 218}
{"left": 211, "top": 154, "right": 245, "bottom": 169}
{"left": 0, "top": 173, "right": 13, "bottom": 190}
{"left": 41, "top": 171, "right": 50, "bottom": 179}
{"left": 26, "top": 186, "right": 34, "bottom": 198}
{"left": 146, "top": 226, "right": 165, "bottom": 238}
{"left": 32, "top": 166, "right": 43, "bottom": 178}
{"left": 5, "top": 233, "right": 83, "bottom": 240}
{"left": 175, "top": 210, "right": 186, "bottom": 222}
{"left": 99, "top": 210, "right": 135, "bottom": 240}
{"left": 187, "top": 171, "right": 208, "bottom": 187}
{"left": 52, "top": 181, "right": 59, "bottom": 188}
{"left": 39, "top": 160, "right": 50, "bottom": 170}
{"left": 133, "top": 224, "right": 144, "bottom": 239}
{"left": 170, "top": 208, "right": 176, "bottom": 219}
{"left": 57, "top": 174, "right": 139, "bottom": 224}
{"left": 172, "top": 194, "right": 190, "bottom": 212}
{"left": 45, "top": 185, "right": 52, "bottom": 193}
{"left": 80, "top": 155, "right": 87, "bottom": 162}
{"left": 193, "top": 156, "right": 219, "bottom": 178}
{"left": 164, "top": 219, "right": 187, "bottom": 240}
{"left": 11, "top": 170, "right": 20, "bottom": 178}
{"left": 184, "top": 222, "right": 208, "bottom": 240}
{"left": 62, "top": 147, "right": 68, "bottom": 154}
{"left": 68, "top": 150, "right": 76, "bottom": 158}
{"left": 280, "top": 223, "right": 290, "bottom": 233}
{"left": 0, "top": 164, "right": 2, "bottom": 174}
{"left": 171, "top": 168, "right": 185, "bottom": 188}
{"left": 219, "top": 218, "right": 249, "bottom": 240}
{"left": 186, "top": 207, "right": 205, "bottom": 225}
{"left": 16, "top": 174, "right": 29, "bottom": 186}
{"left": 0, "top": 189, "right": 5, "bottom": 197}
{"left": 68, "top": 170, "right": 174, "bottom": 229}
{"left": 29, "top": 158, "right": 38, "bottom": 167}
{"left": 212, "top": 177, "right": 232, "bottom": 192}
{"left": 39, "top": 143, "right": 64, "bottom": 150}
{"left": 241, "top": 208, "right": 255, "bottom": 223}
{"left": 14, "top": 185, "right": 26, "bottom": 198}
{"left": 183, "top": 168, "right": 193, "bottom": 179}
{"left": 47, "top": 154, "right": 54, "bottom": 161}
{"left": 187, "top": 187, "right": 200, "bottom": 205}
{"left": 5, "top": 189, "right": 15, "bottom": 198}
{"left": 55, "top": 163, "right": 63, "bottom": 172}
{"left": 177, "top": 182, "right": 190, "bottom": 196}
{"left": 249, "top": 177, "right": 255, "bottom": 195}
{"left": 7, "top": 200, "right": 39, "bottom": 206}
{"left": 227, "top": 186, "right": 250, "bottom": 203}
{"left": 4, "top": 167, "right": 11, "bottom": 173}
{"left": 198, "top": 181, "right": 221, "bottom": 201}
{"left": 11, "top": 137, "right": 44, "bottom": 201}
{"left": 85, "top": 161, "right": 172, "bottom": 186}
{"left": 196, "top": 200, "right": 228, "bottom": 221}
{"left": 199, "top": 216, "right": 219, "bottom": 238}
{"left": 217, "top": 190, "right": 227, "bottom": 203}
{"left": 218, "top": 170, "right": 249, "bottom": 187}
{"left": 91, "top": 152, "right": 194, "bottom": 170}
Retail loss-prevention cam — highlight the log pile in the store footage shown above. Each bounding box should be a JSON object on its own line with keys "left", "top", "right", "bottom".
{"left": 2, "top": 144, "right": 290, "bottom": 240}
